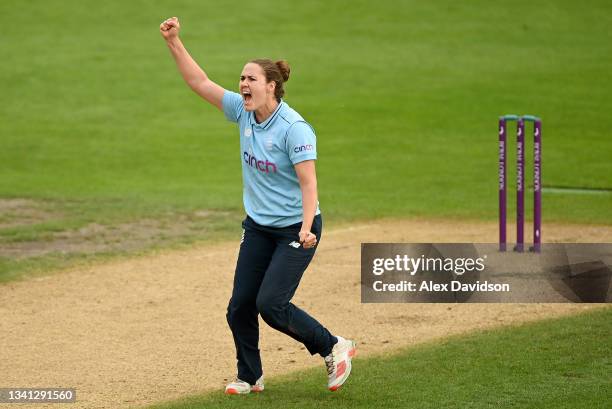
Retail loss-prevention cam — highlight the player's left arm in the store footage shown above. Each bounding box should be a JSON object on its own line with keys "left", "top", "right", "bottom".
{"left": 295, "top": 160, "right": 318, "bottom": 248}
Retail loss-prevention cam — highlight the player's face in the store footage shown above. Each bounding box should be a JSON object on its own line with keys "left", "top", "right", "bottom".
{"left": 239, "top": 63, "right": 275, "bottom": 111}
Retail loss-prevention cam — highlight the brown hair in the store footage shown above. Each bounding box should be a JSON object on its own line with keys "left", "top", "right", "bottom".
{"left": 250, "top": 59, "right": 290, "bottom": 101}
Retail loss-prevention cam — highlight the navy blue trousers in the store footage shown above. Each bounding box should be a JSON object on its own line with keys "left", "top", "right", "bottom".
{"left": 226, "top": 214, "right": 337, "bottom": 384}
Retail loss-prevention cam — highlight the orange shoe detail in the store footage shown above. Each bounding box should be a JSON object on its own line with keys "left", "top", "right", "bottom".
{"left": 336, "top": 360, "right": 346, "bottom": 378}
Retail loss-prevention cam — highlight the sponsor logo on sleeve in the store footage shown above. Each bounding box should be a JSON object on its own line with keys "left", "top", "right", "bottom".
{"left": 293, "top": 144, "right": 314, "bottom": 153}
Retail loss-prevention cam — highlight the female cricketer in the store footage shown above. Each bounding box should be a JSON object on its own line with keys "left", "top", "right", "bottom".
{"left": 160, "top": 17, "right": 355, "bottom": 394}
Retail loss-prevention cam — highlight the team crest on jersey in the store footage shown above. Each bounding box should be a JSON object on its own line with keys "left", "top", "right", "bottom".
{"left": 245, "top": 128, "right": 252, "bottom": 137}
{"left": 265, "top": 136, "right": 274, "bottom": 151}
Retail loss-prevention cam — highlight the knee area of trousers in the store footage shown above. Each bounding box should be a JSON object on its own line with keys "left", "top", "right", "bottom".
{"left": 255, "top": 298, "right": 285, "bottom": 322}
{"left": 227, "top": 297, "right": 255, "bottom": 323}
{"left": 226, "top": 303, "right": 233, "bottom": 326}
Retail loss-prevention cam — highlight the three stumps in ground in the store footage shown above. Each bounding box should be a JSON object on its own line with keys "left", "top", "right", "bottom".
{"left": 498, "top": 114, "right": 542, "bottom": 253}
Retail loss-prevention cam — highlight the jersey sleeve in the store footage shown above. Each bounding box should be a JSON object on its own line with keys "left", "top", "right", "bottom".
{"left": 222, "top": 90, "right": 244, "bottom": 123}
{"left": 286, "top": 121, "right": 317, "bottom": 165}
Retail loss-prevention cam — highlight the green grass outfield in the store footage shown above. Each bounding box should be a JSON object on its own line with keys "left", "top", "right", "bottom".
{"left": 150, "top": 307, "right": 611, "bottom": 409}
{"left": 2, "top": 0, "right": 612, "bottom": 279}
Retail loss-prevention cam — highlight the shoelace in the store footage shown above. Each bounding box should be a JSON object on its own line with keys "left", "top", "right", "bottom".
{"left": 324, "top": 355, "right": 335, "bottom": 376}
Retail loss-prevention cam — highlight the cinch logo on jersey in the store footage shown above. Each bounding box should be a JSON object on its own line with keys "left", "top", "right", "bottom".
{"left": 294, "top": 144, "right": 314, "bottom": 153}
{"left": 243, "top": 151, "right": 277, "bottom": 174}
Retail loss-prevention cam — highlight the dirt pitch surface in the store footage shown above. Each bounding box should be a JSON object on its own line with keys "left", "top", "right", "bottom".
{"left": 1, "top": 218, "right": 610, "bottom": 409}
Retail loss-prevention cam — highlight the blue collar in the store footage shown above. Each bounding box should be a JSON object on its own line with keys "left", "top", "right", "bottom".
{"left": 250, "top": 100, "right": 284, "bottom": 130}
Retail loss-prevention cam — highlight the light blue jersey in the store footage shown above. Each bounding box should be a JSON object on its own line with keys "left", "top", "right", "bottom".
{"left": 222, "top": 90, "right": 321, "bottom": 227}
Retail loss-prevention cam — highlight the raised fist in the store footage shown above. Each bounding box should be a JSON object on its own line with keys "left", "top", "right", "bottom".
{"left": 160, "top": 17, "right": 180, "bottom": 40}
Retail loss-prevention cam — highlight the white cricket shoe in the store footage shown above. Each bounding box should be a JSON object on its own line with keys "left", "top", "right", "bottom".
{"left": 224, "top": 375, "right": 264, "bottom": 395}
{"left": 324, "top": 336, "right": 356, "bottom": 391}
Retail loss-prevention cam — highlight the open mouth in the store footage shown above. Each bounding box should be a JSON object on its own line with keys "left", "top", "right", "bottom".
{"left": 242, "top": 90, "right": 252, "bottom": 104}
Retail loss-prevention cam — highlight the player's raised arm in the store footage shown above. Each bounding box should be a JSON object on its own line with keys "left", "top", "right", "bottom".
{"left": 160, "top": 17, "right": 225, "bottom": 110}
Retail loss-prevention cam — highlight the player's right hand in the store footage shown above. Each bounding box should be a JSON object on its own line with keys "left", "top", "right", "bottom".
{"left": 160, "top": 17, "right": 180, "bottom": 40}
